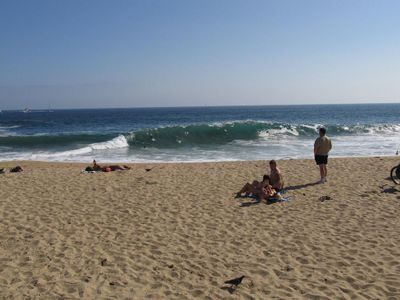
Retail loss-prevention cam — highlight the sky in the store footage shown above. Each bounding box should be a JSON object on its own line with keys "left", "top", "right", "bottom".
{"left": 1, "top": 0, "right": 400, "bottom": 109}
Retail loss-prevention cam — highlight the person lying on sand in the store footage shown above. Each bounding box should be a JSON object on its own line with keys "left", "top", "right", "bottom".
{"left": 236, "top": 174, "right": 270, "bottom": 198}
{"left": 10, "top": 166, "right": 23, "bottom": 173}
{"left": 86, "top": 160, "right": 131, "bottom": 172}
{"left": 0, "top": 166, "right": 24, "bottom": 173}
{"left": 108, "top": 165, "right": 131, "bottom": 171}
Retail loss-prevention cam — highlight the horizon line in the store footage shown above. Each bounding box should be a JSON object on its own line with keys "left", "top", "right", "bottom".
{"left": 1, "top": 101, "right": 399, "bottom": 111}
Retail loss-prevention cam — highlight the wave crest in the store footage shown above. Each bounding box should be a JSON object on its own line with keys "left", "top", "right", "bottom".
{"left": 31, "top": 135, "right": 129, "bottom": 159}
{"left": 1, "top": 122, "right": 400, "bottom": 152}
{"left": 128, "top": 122, "right": 318, "bottom": 147}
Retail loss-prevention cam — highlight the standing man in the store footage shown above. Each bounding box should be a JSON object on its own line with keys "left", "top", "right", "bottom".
{"left": 314, "top": 127, "right": 332, "bottom": 183}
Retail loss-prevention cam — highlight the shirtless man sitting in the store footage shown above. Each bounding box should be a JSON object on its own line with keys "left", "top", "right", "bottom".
{"left": 268, "top": 160, "right": 284, "bottom": 191}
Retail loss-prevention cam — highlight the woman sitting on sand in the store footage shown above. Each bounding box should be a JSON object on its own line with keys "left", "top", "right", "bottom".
{"left": 236, "top": 175, "right": 271, "bottom": 198}
{"left": 259, "top": 184, "right": 278, "bottom": 200}
{"left": 236, "top": 174, "right": 278, "bottom": 201}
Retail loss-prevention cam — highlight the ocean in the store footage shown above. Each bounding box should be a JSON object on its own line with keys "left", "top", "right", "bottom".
{"left": 0, "top": 104, "right": 399, "bottom": 162}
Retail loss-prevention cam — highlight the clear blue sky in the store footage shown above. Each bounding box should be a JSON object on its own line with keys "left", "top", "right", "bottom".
{"left": 1, "top": 0, "right": 399, "bottom": 109}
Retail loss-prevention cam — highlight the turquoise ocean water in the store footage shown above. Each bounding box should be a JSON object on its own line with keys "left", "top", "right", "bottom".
{"left": 0, "top": 104, "right": 399, "bottom": 162}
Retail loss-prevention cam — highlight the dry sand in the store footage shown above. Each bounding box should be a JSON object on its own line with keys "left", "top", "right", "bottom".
{"left": 0, "top": 157, "right": 400, "bottom": 299}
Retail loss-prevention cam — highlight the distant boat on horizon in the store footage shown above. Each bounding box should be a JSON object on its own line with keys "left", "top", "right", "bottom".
{"left": 22, "top": 108, "right": 31, "bottom": 113}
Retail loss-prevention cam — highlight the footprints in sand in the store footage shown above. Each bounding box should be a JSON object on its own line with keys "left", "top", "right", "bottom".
{"left": 1, "top": 158, "right": 400, "bottom": 299}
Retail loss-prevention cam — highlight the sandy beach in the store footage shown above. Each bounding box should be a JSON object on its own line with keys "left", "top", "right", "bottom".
{"left": 1, "top": 157, "right": 400, "bottom": 299}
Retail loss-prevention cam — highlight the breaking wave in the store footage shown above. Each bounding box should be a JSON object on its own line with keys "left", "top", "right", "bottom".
{"left": 126, "top": 122, "right": 400, "bottom": 148}
{"left": 1, "top": 121, "right": 400, "bottom": 154}
{"left": 31, "top": 135, "right": 129, "bottom": 159}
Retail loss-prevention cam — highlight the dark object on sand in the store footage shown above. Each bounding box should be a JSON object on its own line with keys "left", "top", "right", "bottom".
{"left": 390, "top": 164, "right": 400, "bottom": 185}
{"left": 224, "top": 275, "right": 245, "bottom": 288}
{"left": 381, "top": 186, "right": 399, "bottom": 194}
{"left": 10, "top": 166, "right": 23, "bottom": 173}
{"left": 145, "top": 167, "right": 154, "bottom": 172}
{"left": 319, "top": 195, "right": 332, "bottom": 202}
{"left": 0, "top": 168, "right": 5, "bottom": 174}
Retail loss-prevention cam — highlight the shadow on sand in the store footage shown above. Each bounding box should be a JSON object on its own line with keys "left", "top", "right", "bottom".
{"left": 381, "top": 186, "right": 400, "bottom": 194}
{"left": 238, "top": 182, "right": 320, "bottom": 207}
{"left": 237, "top": 182, "right": 320, "bottom": 207}
{"left": 239, "top": 200, "right": 261, "bottom": 207}
{"left": 220, "top": 286, "right": 236, "bottom": 294}
{"left": 284, "top": 182, "right": 320, "bottom": 191}
{"left": 239, "top": 198, "right": 288, "bottom": 207}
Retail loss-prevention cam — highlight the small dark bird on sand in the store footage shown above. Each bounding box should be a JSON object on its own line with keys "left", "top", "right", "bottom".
{"left": 145, "top": 167, "right": 154, "bottom": 172}
{"left": 224, "top": 275, "right": 245, "bottom": 288}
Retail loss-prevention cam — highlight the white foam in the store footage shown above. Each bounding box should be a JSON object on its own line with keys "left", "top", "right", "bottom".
{"left": 90, "top": 135, "right": 129, "bottom": 150}
{"left": 344, "top": 124, "right": 400, "bottom": 135}
{"left": 0, "top": 125, "right": 20, "bottom": 137}
{"left": 2, "top": 122, "right": 400, "bottom": 163}
{"left": 259, "top": 126, "right": 299, "bottom": 138}
{"left": 0, "top": 125, "right": 21, "bottom": 129}
{"left": 301, "top": 124, "right": 322, "bottom": 132}
{"left": 33, "top": 147, "right": 93, "bottom": 159}
{"left": 29, "top": 135, "right": 129, "bottom": 159}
